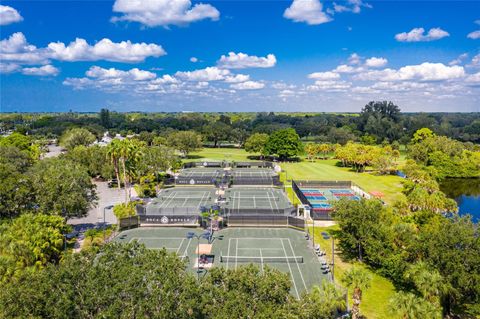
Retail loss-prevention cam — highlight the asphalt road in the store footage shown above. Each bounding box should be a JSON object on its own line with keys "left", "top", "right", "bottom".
{"left": 68, "top": 181, "right": 124, "bottom": 228}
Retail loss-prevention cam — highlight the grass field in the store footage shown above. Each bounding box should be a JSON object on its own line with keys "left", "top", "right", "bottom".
{"left": 309, "top": 225, "right": 398, "bottom": 319}
{"left": 188, "top": 147, "right": 402, "bottom": 318}
{"left": 189, "top": 147, "right": 405, "bottom": 204}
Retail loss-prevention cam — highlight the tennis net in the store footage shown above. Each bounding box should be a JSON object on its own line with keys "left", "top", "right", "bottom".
{"left": 228, "top": 196, "right": 280, "bottom": 201}
{"left": 220, "top": 255, "right": 303, "bottom": 263}
{"left": 159, "top": 195, "right": 212, "bottom": 200}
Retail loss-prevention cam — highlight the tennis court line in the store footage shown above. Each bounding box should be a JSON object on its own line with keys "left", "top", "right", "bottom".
{"left": 259, "top": 248, "right": 264, "bottom": 273}
{"left": 286, "top": 238, "right": 308, "bottom": 292}
{"left": 280, "top": 238, "right": 300, "bottom": 299}
{"left": 176, "top": 238, "right": 185, "bottom": 254}
{"left": 182, "top": 238, "right": 192, "bottom": 258}
{"left": 235, "top": 238, "right": 239, "bottom": 270}
{"left": 226, "top": 238, "right": 231, "bottom": 270}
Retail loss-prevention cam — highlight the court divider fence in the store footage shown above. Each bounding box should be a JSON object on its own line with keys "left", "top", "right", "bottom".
{"left": 119, "top": 216, "right": 140, "bottom": 230}
{"left": 232, "top": 161, "right": 274, "bottom": 168}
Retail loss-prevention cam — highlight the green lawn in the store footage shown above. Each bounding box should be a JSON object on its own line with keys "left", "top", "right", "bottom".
{"left": 309, "top": 225, "right": 398, "bottom": 319}
{"left": 189, "top": 147, "right": 405, "bottom": 204}
{"left": 189, "top": 147, "right": 402, "bottom": 318}
{"left": 282, "top": 160, "right": 405, "bottom": 204}
{"left": 187, "top": 147, "right": 252, "bottom": 162}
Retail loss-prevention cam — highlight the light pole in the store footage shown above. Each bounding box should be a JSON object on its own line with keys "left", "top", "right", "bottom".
{"left": 103, "top": 205, "right": 114, "bottom": 241}
{"left": 187, "top": 231, "right": 212, "bottom": 280}
{"left": 331, "top": 236, "right": 335, "bottom": 282}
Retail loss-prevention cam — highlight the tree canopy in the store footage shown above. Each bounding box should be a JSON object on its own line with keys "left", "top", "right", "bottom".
{"left": 264, "top": 128, "right": 303, "bottom": 160}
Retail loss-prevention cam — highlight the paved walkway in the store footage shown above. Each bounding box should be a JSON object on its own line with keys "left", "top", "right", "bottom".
{"left": 68, "top": 181, "right": 124, "bottom": 228}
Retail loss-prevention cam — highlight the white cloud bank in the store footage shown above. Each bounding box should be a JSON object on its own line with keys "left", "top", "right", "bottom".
{"left": 0, "top": 5, "right": 23, "bottom": 26}
{"left": 48, "top": 38, "right": 166, "bottom": 62}
{"left": 284, "top": 0, "right": 332, "bottom": 25}
{"left": 111, "top": 0, "right": 220, "bottom": 27}
{"left": 0, "top": 32, "right": 167, "bottom": 75}
{"left": 21, "top": 65, "right": 59, "bottom": 76}
{"left": 230, "top": 81, "right": 265, "bottom": 90}
{"left": 395, "top": 27, "right": 450, "bottom": 42}
{"left": 217, "top": 52, "right": 276, "bottom": 69}
{"left": 467, "top": 30, "right": 480, "bottom": 39}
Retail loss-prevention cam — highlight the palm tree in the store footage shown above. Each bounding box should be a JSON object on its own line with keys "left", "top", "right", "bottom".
{"left": 341, "top": 266, "right": 372, "bottom": 319}
{"left": 117, "top": 139, "right": 143, "bottom": 203}
{"left": 310, "top": 281, "right": 346, "bottom": 316}
{"left": 106, "top": 139, "right": 122, "bottom": 189}
{"left": 389, "top": 292, "right": 441, "bottom": 319}
{"left": 404, "top": 262, "right": 451, "bottom": 311}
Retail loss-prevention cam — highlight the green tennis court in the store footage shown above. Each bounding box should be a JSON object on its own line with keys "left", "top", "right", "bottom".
{"left": 114, "top": 227, "right": 329, "bottom": 297}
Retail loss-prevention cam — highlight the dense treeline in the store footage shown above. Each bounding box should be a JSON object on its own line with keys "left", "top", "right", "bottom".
{"left": 2, "top": 101, "right": 480, "bottom": 144}
{"left": 0, "top": 242, "right": 346, "bottom": 319}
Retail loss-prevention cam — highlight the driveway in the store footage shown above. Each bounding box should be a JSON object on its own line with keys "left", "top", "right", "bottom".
{"left": 68, "top": 181, "right": 124, "bottom": 228}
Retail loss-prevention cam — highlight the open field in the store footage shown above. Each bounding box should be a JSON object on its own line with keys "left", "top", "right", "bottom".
{"left": 309, "top": 225, "right": 399, "bottom": 319}
{"left": 282, "top": 160, "right": 405, "bottom": 204}
{"left": 189, "top": 148, "right": 405, "bottom": 204}
{"left": 188, "top": 147, "right": 402, "bottom": 318}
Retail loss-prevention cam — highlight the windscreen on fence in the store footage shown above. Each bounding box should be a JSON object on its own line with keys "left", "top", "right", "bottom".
{"left": 231, "top": 175, "right": 282, "bottom": 186}
{"left": 233, "top": 161, "right": 273, "bottom": 168}
{"left": 119, "top": 216, "right": 139, "bottom": 230}
{"left": 222, "top": 207, "right": 296, "bottom": 216}
{"left": 225, "top": 215, "right": 289, "bottom": 226}
{"left": 292, "top": 180, "right": 310, "bottom": 205}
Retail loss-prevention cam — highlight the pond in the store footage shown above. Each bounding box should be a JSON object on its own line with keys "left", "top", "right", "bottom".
{"left": 440, "top": 178, "right": 480, "bottom": 223}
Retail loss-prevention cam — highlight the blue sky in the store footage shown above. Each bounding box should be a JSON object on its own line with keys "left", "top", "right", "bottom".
{"left": 1, "top": 0, "right": 479, "bottom": 112}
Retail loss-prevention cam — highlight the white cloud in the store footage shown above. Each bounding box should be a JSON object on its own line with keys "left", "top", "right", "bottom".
{"left": 284, "top": 0, "right": 332, "bottom": 25}
{"left": 308, "top": 71, "right": 340, "bottom": 80}
{"left": 0, "top": 32, "right": 48, "bottom": 64}
{"left": 151, "top": 74, "right": 179, "bottom": 84}
{"left": 21, "top": 65, "right": 59, "bottom": 76}
{"left": 308, "top": 80, "right": 351, "bottom": 91}
{"left": 333, "top": 64, "right": 357, "bottom": 73}
{"left": 48, "top": 38, "right": 165, "bottom": 62}
{"left": 111, "top": 0, "right": 220, "bottom": 27}
{"left": 217, "top": 52, "right": 276, "bottom": 69}
{"left": 0, "top": 63, "right": 20, "bottom": 73}
{"left": 465, "top": 72, "right": 480, "bottom": 84}
{"left": 230, "top": 81, "right": 265, "bottom": 90}
{"left": 469, "top": 54, "right": 480, "bottom": 68}
{"left": 395, "top": 27, "right": 450, "bottom": 42}
{"left": 0, "top": 5, "right": 23, "bottom": 26}
{"left": 449, "top": 53, "right": 468, "bottom": 66}
{"left": 475, "top": 20, "right": 480, "bottom": 25}
{"left": 348, "top": 53, "right": 361, "bottom": 65}
{"left": 224, "top": 74, "right": 250, "bottom": 83}
{"left": 333, "top": 0, "right": 371, "bottom": 14}
{"left": 355, "top": 62, "right": 465, "bottom": 82}
{"left": 271, "top": 82, "right": 297, "bottom": 89}
{"left": 190, "top": 57, "right": 198, "bottom": 63}
{"left": 85, "top": 66, "right": 156, "bottom": 81}
{"left": 467, "top": 30, "right": 480, "bottom": 39}
{"left": 1, "top": 32, "right": 166, "bottom": 66}
{"left": 175, "top": 66, "right": 231, "bottom": 81}
{"left": 365, "top": 57, "right": 387, "bottom": 68}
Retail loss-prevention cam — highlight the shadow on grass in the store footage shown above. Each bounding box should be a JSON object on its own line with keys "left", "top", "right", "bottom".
{"left": 186, "top": 154, "right": 205, "bottom": 160}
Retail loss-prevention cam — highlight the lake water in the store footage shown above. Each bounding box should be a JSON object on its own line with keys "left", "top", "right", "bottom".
{"left": 440, "top": 178, "right": 480, "bottom": 223}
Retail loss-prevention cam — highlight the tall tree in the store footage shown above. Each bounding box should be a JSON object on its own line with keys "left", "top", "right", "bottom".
{"left": 168, "top": 131, "right": 203, "bottom": 157}
{"left": 59, "top": 128, "right": 96, "bottom": 151}
{"left": 106, "top": 139, "right": 122, "bottom": 189}
{"left": 264, "top": 128, "right": 303, "bottom": 160}
{"left": 389, "top": 292, "right": 441, "bottom": 319}
{"left": 28, "top": 158, "right": 98, "bottom": 219}
{"left": 341, "top": 267, "right": 372, "bottom": 319}
{"left": 244, "top": 133, "right": 269, "bottom": 156}
{"left": 0, "top": 213, "right": 69, "bottom": 281}
{"left": 99, "top": 108, "right": 111, "bottom": 128}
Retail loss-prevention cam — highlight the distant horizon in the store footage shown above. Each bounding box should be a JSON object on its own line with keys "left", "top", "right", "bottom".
{"left": 1, "top": 1, "right": 479, "bottom": 112}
